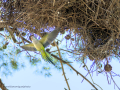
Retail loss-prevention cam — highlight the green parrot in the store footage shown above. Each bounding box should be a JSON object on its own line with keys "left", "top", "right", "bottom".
{"left": 21, "top": 27, "right": 61, "bottom": 65}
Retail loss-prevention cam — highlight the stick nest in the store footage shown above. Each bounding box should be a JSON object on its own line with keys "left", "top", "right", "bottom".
{"left": 1, "top": 0, "right": 120, "bottom": 61}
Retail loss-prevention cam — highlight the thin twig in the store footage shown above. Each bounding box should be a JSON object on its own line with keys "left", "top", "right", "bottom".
{"left": 7, "top": 26, "right": 17, "bottom": 43}
{"left": 50, "top": 53, "right": 72, "bottom": 64}
{"left": 55, "top": 42, "right": 71, "bottom": 90}
{"left": 20, "top": 36, "right": 31, "bottom": 43}
{"left": 66, "top": 63, "right": 98, "bottom": 90}
{"left": 110, "top": 72, "right": 120, "bottom": 90}
{"left": 83, "top": 62, "right": 103, "bottom": 90}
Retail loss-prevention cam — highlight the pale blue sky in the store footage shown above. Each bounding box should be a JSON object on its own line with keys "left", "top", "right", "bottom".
{"left": 1, "top": 58, "right": 120, "bottom": 90}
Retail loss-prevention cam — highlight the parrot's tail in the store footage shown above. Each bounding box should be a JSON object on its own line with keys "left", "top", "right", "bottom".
{"left": 41, "top": 50, "right": 55, "bottom": 66}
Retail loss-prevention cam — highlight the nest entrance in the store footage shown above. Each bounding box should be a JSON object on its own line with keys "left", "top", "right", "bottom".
{"left": 86, "top": 24, "right": 115, "bottom": 61}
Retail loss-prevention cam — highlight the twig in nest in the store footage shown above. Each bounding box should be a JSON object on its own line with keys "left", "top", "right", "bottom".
{"left": 0, "top": 21, "right": 8, "bottom": 28}
{"left": 53, "top": 0, "right": 55, "bottom": 6}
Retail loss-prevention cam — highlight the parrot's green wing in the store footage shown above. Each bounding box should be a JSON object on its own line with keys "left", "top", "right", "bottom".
{"left": 20, "top": 43, "right": 37, "bottom": 51}
{"left": 40, "top": 27, "right": 60, "bottom": 47}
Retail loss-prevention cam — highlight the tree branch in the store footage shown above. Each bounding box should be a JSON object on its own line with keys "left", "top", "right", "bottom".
{"left": 55, "top": 42, "right": 71, "bottom": 90}
{"left": 0, "top": 79, "right": 8, "bottom": 90}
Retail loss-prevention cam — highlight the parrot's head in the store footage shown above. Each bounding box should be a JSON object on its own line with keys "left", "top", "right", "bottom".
{"left": 30, "top": 36, "right": 39, "bottom": 45}
{"left": 29, "top": 35, "right": 34, "bottom": 41}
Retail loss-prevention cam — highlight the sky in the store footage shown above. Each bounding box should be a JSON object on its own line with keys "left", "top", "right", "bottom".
{"left": 1, "top": 58, "right": 120, "bottom": 90}
{"left": 0, "top": 28, "right": 120, "bottom": 90}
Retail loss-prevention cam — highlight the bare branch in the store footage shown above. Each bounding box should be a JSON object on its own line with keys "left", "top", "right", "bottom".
{"left": 0, "top": 79, "right": 8, "bottom": 90}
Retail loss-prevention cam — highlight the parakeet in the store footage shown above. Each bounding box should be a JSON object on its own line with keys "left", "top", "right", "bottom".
{"left": 21, "top": 27, "right": 61, "bottom": 65}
